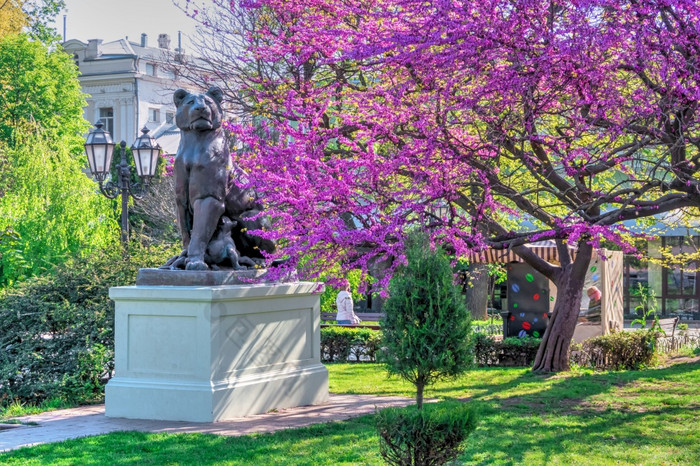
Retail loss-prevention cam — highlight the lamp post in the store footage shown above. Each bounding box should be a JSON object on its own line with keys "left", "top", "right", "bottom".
{"left": 84, "top": 121, "right": 161, "bottom": 245}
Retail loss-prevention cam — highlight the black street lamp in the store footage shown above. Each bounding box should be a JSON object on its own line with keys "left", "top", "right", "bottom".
{"left": 85, "top": 121, "right": 161, "bottom": 245}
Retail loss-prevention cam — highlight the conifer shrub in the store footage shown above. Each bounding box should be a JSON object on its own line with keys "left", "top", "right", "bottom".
{"left": 380, "top": 233, "right": 474, "bottom": 407}
{"left": 377, "top": 232, "right": 476, "bottom": 465}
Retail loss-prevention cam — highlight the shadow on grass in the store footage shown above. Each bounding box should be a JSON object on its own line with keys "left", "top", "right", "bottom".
{"left": 459, "top": 361, "right": 700, "bottom": 464}
{"left": 461, "top": 403, "right": 698, "bottom": 465}
{"left": 429, "top": 360, "right": 699, "bottom": 405}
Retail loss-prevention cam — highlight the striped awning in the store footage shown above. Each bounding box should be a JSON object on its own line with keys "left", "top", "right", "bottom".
{"left": 468, "top": 241, "right": 577, "bottom": 265}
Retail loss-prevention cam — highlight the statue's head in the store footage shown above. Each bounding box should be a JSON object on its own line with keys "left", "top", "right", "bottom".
{"left": 173, "top": 86, "right": 224, "bottom": 132}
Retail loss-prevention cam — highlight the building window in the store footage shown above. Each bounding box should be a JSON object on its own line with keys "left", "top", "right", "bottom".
{"left": 661, "top": 236, "right": 699, "bottom": 319}
{"left": 99, "top": 107, "right": 114, "bottom": 135}
{"left": 146, "top": 63, "right": 156, "bottom": 76}
{"left": 624, "top": 236, "right": 700, "bottom": 321}
{"left": 73, "top": 53, "right": 79, "bottom": 67}
{"left": 148, "top": 108, "right": 160, "bottom": 123}
{"left": 165, "top": 112, "right": 174, "bottom": 124}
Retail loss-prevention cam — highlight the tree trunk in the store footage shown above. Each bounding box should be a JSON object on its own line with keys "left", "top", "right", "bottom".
{"left": 416, "top": 379, "right": 425, "bottom": 409}
{"left": 532, "top": 243, "right": 593, "bottom": 372}
{"left": 465, "top": 263, "right": 489, "bottom": 320}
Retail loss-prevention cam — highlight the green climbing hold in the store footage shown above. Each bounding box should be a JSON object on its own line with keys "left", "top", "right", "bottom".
{"left": 590, "top": 266, "right": 597, "bottom": 272}
{"left": 525, "top": 273, "right": 534, "bottom": 282}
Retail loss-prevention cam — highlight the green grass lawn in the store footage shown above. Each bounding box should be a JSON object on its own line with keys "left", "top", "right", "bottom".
{"left": 2, "top": 358, "right": 699, "bottom": 465}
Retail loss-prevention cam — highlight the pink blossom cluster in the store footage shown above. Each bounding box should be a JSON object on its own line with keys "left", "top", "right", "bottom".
{"left": 212, "top": 0, "right": 700, "bottom": 290}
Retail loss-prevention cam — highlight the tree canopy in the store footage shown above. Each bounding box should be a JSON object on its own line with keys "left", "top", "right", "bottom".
{"left": 0, "top": 0, "right": 26, "bottom": 37}
{"left": 193, "top": 1, "right": 700, "bottom": 370}
{"left": 0, "top": 1, "right": 66, "bottom": 42}
{"left": 0, "top": 34, "right": 85, "bottom": 146}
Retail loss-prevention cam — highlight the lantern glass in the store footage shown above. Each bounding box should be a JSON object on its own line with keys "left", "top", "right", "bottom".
{"left": 131, "top": 127, "right": 161, "bottom": 178}
{"left": 84, "top": 121, "right": 115, "bottom": 178}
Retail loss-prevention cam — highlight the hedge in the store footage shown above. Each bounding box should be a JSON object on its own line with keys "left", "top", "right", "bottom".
{"left": 570, "top": 330, "right": 659, "bottom": 370}
{"left": 320, "top": 326, "right": 382, "bottom": 362}
{"left": 473, "top": 334, "right": 541, "bottom": 367}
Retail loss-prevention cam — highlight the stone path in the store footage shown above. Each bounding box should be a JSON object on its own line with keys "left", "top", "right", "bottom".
{"left": 0, "top": 394, "right": 413, "bottom": 453}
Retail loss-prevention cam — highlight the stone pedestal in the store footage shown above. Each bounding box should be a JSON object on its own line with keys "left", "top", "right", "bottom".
{"left": 105, "top": 281, "right": 328, "bottom": 422}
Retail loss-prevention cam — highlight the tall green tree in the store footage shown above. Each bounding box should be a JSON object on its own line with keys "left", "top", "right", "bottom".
{"left": 0, "top": 33, "right": 85, "bottom": 147}
{"left": 0, "top": 129, "right": 118, "bottom": 284}
{"left": 381, "top": 233, "right": 473, "bottom": 409}
{"left": 0, "top": 34, "right": 118, "bottom": 284}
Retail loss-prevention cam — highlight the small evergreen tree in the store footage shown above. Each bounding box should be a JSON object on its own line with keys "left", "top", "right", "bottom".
{"left": 381, "top": 232, "right": 473, "bottom": 409}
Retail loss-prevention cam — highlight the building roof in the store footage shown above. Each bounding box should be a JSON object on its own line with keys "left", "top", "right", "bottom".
{"left": 152, "top": 124, "right": 180, "bottom": 155}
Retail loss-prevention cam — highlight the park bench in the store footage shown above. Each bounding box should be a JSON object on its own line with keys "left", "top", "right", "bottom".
{"left": 320, "top": 312, "right": 385, "bottom": 330}
{"left": 321, "top": 311, "right": 385, "bottom": 322}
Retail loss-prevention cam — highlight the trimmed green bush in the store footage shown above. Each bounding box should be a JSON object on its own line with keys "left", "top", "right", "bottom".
{"left": 320, "top": 326, "right": 381, "bottom": 362}
{"left": 0, "top": 240, "right": 177, "bottom": 407}
{"left": 570, "top": 330, "right": 659, "bottom": 370}
{"left": 474, "top": 334, "right": 541, "bottom": 367}
{"left": 376, "top": 400, "right": 478, "bottom": 466}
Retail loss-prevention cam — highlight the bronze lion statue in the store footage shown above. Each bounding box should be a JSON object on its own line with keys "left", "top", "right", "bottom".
{"left": 161, "top": 86, "right": 275, "bottom": 271}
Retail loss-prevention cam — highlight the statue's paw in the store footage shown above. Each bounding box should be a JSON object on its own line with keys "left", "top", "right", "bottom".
{"left": 238, "top": 256, "right": 257, "bottom": 267}
{"left": 171, "top": 256, "right": 187, "bottom": 270}
{"left": 161, "top": 253, "right": 187, "bottom": 269}
{"left": 185, "top": 258, "right": 209, "bottom": 271}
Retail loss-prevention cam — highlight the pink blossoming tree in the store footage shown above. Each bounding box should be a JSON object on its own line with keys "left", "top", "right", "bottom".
{"left": 188, "top": 0, "right": 700, "bottom": 371}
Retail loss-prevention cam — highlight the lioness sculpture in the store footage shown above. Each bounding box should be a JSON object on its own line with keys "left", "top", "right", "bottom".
{"left": 162, "top": 86, "right": 275, "bottom": 271}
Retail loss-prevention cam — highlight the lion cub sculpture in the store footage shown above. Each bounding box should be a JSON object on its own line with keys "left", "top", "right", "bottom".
{"left": 161, "top": 86, "right": 275, "bottom": 271}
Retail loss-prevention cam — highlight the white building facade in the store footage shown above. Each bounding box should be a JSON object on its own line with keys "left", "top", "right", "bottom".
{"left": 63, "top": 33, "right": 193, "bottom": 154}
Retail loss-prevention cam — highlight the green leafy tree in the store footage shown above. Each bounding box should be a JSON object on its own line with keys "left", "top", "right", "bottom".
{"left": 0, "top": 130, "right": 118, "bottom": 284}
{"left": 0, "top": 34, "right": 118, "bottom": 284}
{"left": 21, "top": 0, "right": 66, "bottom": 43}
{"left": 0, "top": 33, "right": 86, "bottom": 147}
{"left": 381, "top": 232, "right": 473, "bottom": 409}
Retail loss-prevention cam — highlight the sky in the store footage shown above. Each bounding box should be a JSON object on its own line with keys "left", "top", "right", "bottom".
{"left": 51, "top": 0, "right": 200, "bottom": 49}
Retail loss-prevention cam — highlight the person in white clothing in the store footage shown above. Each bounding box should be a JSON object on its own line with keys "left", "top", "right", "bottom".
{"left": 335, "top": 283, "right": 361, "bottom": 324}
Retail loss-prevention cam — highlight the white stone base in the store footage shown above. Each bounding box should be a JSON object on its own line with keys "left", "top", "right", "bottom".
{"left": 105, "top": 282, "right": 329, "bottom": 422}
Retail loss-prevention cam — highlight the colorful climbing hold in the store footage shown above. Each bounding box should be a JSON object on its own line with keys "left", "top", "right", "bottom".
{"left": 513, "top": 303, "right": 518, "bottom": 308}
{"left": 510, "top": 315, "right": 515, "bottom": 321}
{"left": 518, "top": 330, "right": 527, "bottom": 338}
{"left": 525, "top": 273, "right": 534, "bottom": 282}
{"left": 519, "top": 312, "right": 525, "bottom": 318}
{"left": 533, "top": 293, "right": 540, "bottom": 300}
{"left": 512, "top": 284, "right": 520, "bottom": 293}
{"left": 590, "top": 266, "right": 597, "bottom": 272}
{"left": 533, "top": 331, "right": 540, "bottom": 337}
{"left": 522, "top": 321, "right": 531, "bottom": 330}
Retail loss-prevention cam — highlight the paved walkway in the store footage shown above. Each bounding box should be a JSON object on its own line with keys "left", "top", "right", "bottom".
{"left": 0, "top": 394, "right": 413, "bottom": 453}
